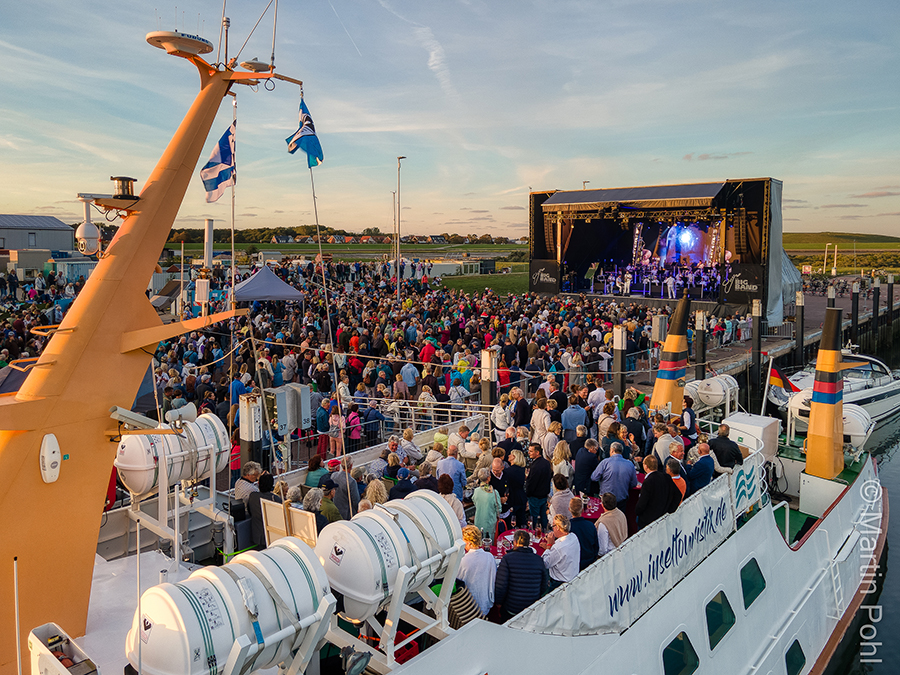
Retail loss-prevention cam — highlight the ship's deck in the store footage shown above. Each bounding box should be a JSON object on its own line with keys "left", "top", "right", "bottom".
{"left": 773, "top": 440, "right": 867, "bottom": 543}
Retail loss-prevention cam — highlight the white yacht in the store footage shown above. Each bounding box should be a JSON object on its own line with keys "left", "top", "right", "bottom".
{"left": 768, "top": 351, "right": 900, "bottom": 426}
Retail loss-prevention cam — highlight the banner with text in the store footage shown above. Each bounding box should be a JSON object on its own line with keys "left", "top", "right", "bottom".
{"left": 509, "top": 476, "right": 735, "bottom": 635}
{"left": 529, "top": 259, "right": 560, "bottom": 294}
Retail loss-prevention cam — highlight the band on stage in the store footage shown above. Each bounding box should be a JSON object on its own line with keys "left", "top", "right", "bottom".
{"left": 563, "top": 259, "right": 733, "bottom": 299}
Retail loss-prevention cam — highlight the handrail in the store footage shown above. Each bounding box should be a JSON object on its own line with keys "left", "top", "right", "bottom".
{"left": 7, "top": 357, "right": 56, "bottom": 373}
{"left": 773, "top": 500, "right": 790, "bottom": 542}
{"left": 29, "top": 324, "right": 77, "bottom": 338}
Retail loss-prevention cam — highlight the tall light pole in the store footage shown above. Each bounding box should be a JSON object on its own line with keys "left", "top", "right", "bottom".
{"left": 583, "top": 180, "right": 590, "bottom": 190}
{"left": 397, "top": 156, "right": 406, "bottom": 303}
{"left": 391, "top": 190, "right": 397, "bottom": 276}
{"left": 823, "top": 243, "right": 831, "bottom": 274}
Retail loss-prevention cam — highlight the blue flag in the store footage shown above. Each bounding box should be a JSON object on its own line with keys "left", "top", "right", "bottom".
{"left": 200, "top": 122, "right": 236, "bottom": 203}
{"left": 286, "top": 98, "right": 324, "bottom": 168}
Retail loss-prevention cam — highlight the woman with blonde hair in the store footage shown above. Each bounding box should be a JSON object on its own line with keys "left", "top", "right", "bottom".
{"left": 385, "top": 452, "right": 401, "bottom": 479}
{"left": 472, "top": 468, "right": 502, "bottom": 537}
{"left": 530, "top": 397, "right": 550, "bottom": 445}
{"left": 551, "top": 441, "right": 574, "bottom": 488}
{"left": 473, "top": 438, "right": 494, "bottom": 474}
{"left": 364, "top": 478, "right": 388, "bottom": 505}
{"left": 401, "top": 427, "right": 424, "bottom": 463}
{"left": 542, "top": 420, "right": 561, "bottom": 460}
{"left": 417, "top": 384, "right": 436, "bottom": 427}
{"left": 457, "top": 525, "right": 496, "bottom": 616}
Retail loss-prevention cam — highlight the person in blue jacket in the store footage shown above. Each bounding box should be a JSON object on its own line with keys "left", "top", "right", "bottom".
{"left": 686, "top": 442, "right": 716, "bottom": 496}
{"left": 494, "top": 529, "right": 549, "bottom": 621}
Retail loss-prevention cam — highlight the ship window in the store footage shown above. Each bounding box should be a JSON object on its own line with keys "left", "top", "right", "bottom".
{"left": 785, "top": 639, "right": 806, "bottom": 675}
{"left": 662, "top": 632, "right": 699, "bottom": 675}
{"left": 705, "top": 591, "right": 736, "bottom": 649}
{"left": 740, "top": 557, "right": 766, "bottom": 609}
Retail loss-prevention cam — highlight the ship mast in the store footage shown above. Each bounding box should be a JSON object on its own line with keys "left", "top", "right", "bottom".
{"left": 0, "top": 32, "right": 301, "bottom": 671}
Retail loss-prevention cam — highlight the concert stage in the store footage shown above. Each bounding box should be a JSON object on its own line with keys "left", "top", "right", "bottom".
{"left": 528, "top": 177, "right": 802, "bottom": 326}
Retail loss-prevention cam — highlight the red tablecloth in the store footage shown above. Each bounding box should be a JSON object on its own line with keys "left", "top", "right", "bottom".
{"left": 488, "top": 528, "right": 546, "bottom": 562}
{"left": 582, "top": 497, "right": 605, "bottom": 520}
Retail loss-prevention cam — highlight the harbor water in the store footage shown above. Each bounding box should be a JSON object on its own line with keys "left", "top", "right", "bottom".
{"left": 840, "top": 339, "right": 899, "bottom": 674}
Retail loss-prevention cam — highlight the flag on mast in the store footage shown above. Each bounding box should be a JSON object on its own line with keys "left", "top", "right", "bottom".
{"left": 769, "top": 365, "right": 801, "bottom": 392}
{"left": 286, "top": 98, "right": 324, "bottom": 168}
{"left": 200, "top": 121, "right": 236, "bottom": 203}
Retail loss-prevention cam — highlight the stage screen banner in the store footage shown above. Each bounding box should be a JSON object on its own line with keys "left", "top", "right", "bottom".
{"left": 508, "top": 476, "right": 735, "bottom": 635}
{"left": 723, "top": 264, "right": 766, "bottom": 306}
{"left": 530, "top": 259, "right": 560, "bottom": 294}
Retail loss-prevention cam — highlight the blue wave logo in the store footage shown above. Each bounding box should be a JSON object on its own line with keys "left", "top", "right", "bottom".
{"left": 734, "top": 467, "right": 757, "bottom": 508}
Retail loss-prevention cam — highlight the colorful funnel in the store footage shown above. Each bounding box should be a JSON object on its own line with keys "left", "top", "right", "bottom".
{"left": 650, "top": 293, "right": 691, "bottom": 416}
{"left": 806, "top": 307, "right": 845, "bottom": 479}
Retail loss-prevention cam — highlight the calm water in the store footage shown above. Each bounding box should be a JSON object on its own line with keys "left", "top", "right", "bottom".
{"left": 840, "top": 339, "right": 900, "bottom": 674}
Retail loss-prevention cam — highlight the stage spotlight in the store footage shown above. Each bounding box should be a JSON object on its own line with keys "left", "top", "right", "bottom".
{"left": 679, "top": 230, "right": 693, "bottom": 245}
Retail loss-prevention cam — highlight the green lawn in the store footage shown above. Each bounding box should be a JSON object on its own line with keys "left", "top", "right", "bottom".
{"left": 783, "top": 232, "right": 900, "bottom": 246}
{"left": 437, "top": 261, "right": 529, "bottom": 295}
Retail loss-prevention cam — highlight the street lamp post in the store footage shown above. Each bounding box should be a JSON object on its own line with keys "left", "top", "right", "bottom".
{"left": 583, "top": 180, "right": 590, "bottom": 190}
{"left": 391, "top": 189, "right": 397, "bottom": 277}
{"left": 397, "top": 156, "right": 406, "bottom": 303}
{"left": 823, "top": 243, "right": 831, "bottom": 275}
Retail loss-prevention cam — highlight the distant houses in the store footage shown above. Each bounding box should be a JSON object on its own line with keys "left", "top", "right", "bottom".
{"left": 260, "top": 232, "right": 515, "bottom": 246}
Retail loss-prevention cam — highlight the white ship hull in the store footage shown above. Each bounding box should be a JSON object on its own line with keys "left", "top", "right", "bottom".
{"left": 393, "top": 456, "right": 887, "bottom": 675}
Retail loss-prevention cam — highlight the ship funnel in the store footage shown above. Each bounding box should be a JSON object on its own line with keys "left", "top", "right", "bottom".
{"left": 806, "top": 307, "right": 845, "bottom": 479}
{"left": 649, "top": 293, "right": 691, "bottom": 416}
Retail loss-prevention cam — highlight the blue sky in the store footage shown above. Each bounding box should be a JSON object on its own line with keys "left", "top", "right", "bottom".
{"left": 1, "top": 0, "right": 898, "bottom": 237}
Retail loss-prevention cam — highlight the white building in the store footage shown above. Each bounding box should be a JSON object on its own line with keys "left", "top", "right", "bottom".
{"left": 0, "top": 214, "right": 75, "bottom": 251}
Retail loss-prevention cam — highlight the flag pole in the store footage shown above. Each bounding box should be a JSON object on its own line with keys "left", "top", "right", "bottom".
{"left": 230, "top": 94, "right": 237, "bottom": 310}
{"left": 761, "top": 351, "right": 773, "bottom": 416}
{"left": 309, "top": 159, "right": 343, "bottom": 443}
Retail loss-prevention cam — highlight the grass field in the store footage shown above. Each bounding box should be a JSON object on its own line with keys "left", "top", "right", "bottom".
{"left": 783, "top": 232, "right": 900, "bottom": 245}
{"left": 439, "top": 262, "right": 529, "bottom": 295}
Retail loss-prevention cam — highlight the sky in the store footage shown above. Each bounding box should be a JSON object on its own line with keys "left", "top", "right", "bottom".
{"left": 1, "top": 0, "right": 898, "bottom": 238}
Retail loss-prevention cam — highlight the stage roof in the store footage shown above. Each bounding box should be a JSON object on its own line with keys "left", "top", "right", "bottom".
{"left": 542, "top": 182, "right": 726, "bottom": 211}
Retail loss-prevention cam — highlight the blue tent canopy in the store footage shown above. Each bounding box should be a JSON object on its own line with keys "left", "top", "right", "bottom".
{"left": 233, "top": 265, "right": 304, "bottom": 301}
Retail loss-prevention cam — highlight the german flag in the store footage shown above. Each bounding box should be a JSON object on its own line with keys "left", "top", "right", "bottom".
{"left": 769, "top": 365, "right": 801, "bottom": 393}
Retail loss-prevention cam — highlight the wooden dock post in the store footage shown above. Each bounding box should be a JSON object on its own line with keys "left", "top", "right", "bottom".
{"left": 695, "top": 310, "right": 706, "bottom": 382}
{"left": 613, "top": 325, "right": 627, "bottom": 398}
{"left": 750, "top": 299, "right": 762, "bottom": 414}
{"left": 851, "top": 282, "right": 860, "bottom": 346}
{"left": 872, "top": 277, "right": 881, "bottom": 348}
{"left": 888, "top": 274, "right": 894, "bottom": 337}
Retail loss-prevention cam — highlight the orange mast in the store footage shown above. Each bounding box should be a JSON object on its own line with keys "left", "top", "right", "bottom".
{"left": 0, "top": 45, "right": 294, "bottom": 672}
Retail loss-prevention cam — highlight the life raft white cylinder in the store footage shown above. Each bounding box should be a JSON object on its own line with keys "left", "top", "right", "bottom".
{"left": 124, "top": 537, "right": 331, "bottom": 675}
{"left": 114, "top": 413, "right": 230, "bottom": 495}
{"left": 697, "top": 374, "right": 739, "bottom": 408}
{"left": 314, "top": 490, "right": 462, "bottom": 623}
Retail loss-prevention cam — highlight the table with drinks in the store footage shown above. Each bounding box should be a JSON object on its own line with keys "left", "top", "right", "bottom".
{"left": 488, "top": 528, "right": 547, "bottom": 564}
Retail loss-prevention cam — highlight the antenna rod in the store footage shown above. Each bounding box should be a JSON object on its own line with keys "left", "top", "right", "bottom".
{"left": 270, "top": 0, "right": 278, "bottom": 71}
{"left": 223, "top": 16, "right": 230, "bottom": 66}
{"left": 14, "top": 557, "right": 21, "bottom": 675}
{"left": 136, "top": 519, "right": 142, "bottom": 675}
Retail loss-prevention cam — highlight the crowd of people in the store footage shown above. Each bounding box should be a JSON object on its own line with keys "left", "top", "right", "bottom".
{"left": 0, "top": 254, "right": 759, "bottom": 623}
{"left": 235, "top": 381, "right": 747, "bottom": 620}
